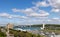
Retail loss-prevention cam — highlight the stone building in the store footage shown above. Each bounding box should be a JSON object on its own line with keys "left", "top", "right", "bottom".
{"left": 6, "top": 23, "right": 14, "bottom": 29}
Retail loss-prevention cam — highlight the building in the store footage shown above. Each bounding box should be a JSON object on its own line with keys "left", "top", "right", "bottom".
{"left": 6, "top": 23, "right": 14, "bottom": 29}
{"left": 6, "top": 23, "right": 14, "bottom": 37}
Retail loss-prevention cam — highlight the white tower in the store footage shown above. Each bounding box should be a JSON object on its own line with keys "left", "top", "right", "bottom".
{"left": 43, "top": 23, "right": 45, "bottom": 30}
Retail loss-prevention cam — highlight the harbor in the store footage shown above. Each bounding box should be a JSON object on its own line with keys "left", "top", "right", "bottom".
{"left": 14, "top": 24, "right": 60, "bottom": 37}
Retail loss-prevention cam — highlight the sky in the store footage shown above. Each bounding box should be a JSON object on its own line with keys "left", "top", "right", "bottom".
{"left": 0, "top": 0, "right": 60, "bottom": 25}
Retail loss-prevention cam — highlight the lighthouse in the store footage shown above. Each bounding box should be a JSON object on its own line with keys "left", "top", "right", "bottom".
{"left": 43, "top": 23, "right": 45, "bottom": 30}
{"left": 41, "top": 23, "right": 45, "bottom": 30}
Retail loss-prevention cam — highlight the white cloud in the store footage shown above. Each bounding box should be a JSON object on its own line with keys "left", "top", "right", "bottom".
{"left": 0, "top": 13, "right": 9, "bottom": 17}
{"left": 32, "top": 0, "right": 60, "bottom": 13}
{"left": 12, "top": 0, "right": 60, "bottom": 24}
{"left": 48, "top": 0, "right": 60, "bottom": 8}
{"left": 47, "top": 19, "right": 52, "bottom": 22}
{"left": 12, "top": 8, "right": 21, "bottom": 12}
{"left": 52, "top": 18, "right": 60, "bottom": 20}
{"left": 1, "top": 0, "right": 60, "bottom": 25}
{"left": 12, "top": 8, "right": 35, "bottom": 14}
{"left": 12, "top": 8, "right": 50, "bottom": 23}
{"left": 0, "top": 13, "right": 28, "bottom": 19}
{"left": 33, "top": 1, "right": 49, "bottom": 7}
{"left": 12, "top": 8, "right": 49, "bottom": 18}
{"left": 45, "top": 18, "right": 60, "bottom": 24}
{"left": 28, "top": 10, "right": 49, "bottom": 17}
{"left": 32, "top": 6, "right": 39, "bottom": 11}
{"left": 52, "top": 17, "right": 60, "bottom": 21}
{"left": 11, "top": 15, "right": 28, "bottom": 19}
{"left": 48, "top": 0, "right": 60, "bottom": 13}
{"left": 0, "top": 13, "right": 12, "bottom": 19}
{"left": 51, "top": 8, "right": 60, "bottom": 12}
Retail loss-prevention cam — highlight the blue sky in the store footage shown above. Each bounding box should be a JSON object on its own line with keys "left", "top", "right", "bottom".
{"left": 0, "top": 0, "right": 60, "bottom": 25}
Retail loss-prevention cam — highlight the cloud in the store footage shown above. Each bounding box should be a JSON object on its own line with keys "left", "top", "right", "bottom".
{"left": 12, "top": 8, "right": 35, "bottom": 14}
{"left": 28, "top": 10, "right": 49, "bottom": 17}
{"left": 0, "top": 13, "right": 9, "bottom": 17}
{"left": 52, "top": 17, "right": 60, "bottom": 21}
{"left": 12, "top": 0, "right": 50, "bottom": 18}
{"left": 46, "top": 18, "right": 60, "bottom": 23}
{"left": 12, "top": 8, "right": 49, "bottom": 18}
{"left": 33, "top": 1, "right": 49, "bottom": 7}
{"left": 11, "top": 15, "right": 28, "bottom": 19}
{"left": 11, "top": 0, "right": 60, "bottom": 24}
{"left": 0, "top": 13, "right": 28, "bottom": 19}
{"left": 53, "top": 18, "right": 59, "bottom": 20}
{"left": 47, "top": 0, "right": 60, "bottom": 13}
{"left": 47, "top": 19, "right": 52, "bottom": 22}
{"left": 38, "top": 0, "right": 60, "bottom": 13}
{"left": 51, "top": 8, "right": 60, "bottom": 12}
{"left": 32, "top": 0, "right": 60, "bottom": 13}
{"left": 0, "top": 13, "right": 12, "bottom": 19}
{"left": 1, "top": 0, "right": 60, "bottom": 25}
{"left": 12, "top": 8, "right": 49, "bottom": 24}
{"left": 48, "top": 0, "right": 60, "bottom": 8}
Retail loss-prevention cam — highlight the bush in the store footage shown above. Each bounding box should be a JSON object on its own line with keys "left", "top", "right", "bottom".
{"left": 0, "top": 32, "right": 6, "bottom": 37}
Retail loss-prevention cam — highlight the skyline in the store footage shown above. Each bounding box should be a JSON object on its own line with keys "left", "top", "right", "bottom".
{"left": 0, "top": 0, "right": 60, "bottom": 25}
